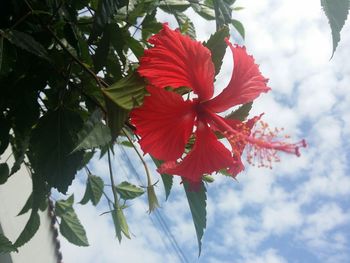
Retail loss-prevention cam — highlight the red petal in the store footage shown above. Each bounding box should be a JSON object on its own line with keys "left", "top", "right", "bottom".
{"left": 159, "top": 121, "right": 234, "bottom": 184}
{"left": 130, "top": 86, "right": 196, "bottom": 161}
{"left": 204, "top": 39, "right": 270, "bottom": 113}
{"left": 138, "top": 24, "right": 215, "bottom": 101}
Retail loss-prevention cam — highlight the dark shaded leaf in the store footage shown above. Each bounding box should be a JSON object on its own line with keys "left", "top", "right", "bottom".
{"left": 0, "top": 30, "right": 49, "bottom": 61}
{"left": 124, "top": 35, "right": 144, "bottom": 59}
{"left": 73, "top": 110, "right": 111, "bottom": 152}
{"left": 91, "top": 0, "right": 128, "bottom": 39}
{"left": 29, "top": 108, "right": 84, "bottom": 193}
{"left": 0, "top": 115, "right": 10, "bottom": 155}
{"left": 93, "top": 24, "right": 113, "bottom": 72}
{"left": 102, "top": 72, "right": 146, "bottom": 110}
{"left": 64, "top": 22, "right": 81, "bottom": 56}
{"left": 0, "top": 36, "right": 3, "bottom": 72}
{"left": 10, "top": 134, "right": 29, "bottom": 175}
{"left": 225, "top": 102, "right": 253, "bottom": 121}
{"left": 0, "top": 37, "right": 17, "bottom": 76}
{"left": 0, "top": 163, "right": 9, "bottom": 185}
{"left": 141, "top": 9, "right": 163, "bottom": 40}
{"left": 104, "top": 95, "right": 129, "bottom": 141}
{"left": 115, "top": 181, "right": 145, "bottom": 200}
{"left": 321, "top": 0, "right": 349, "bottom": 56}
{"left": 184, "top": 181, "right": 207, "bottom": 256}
{"left": 0, "top": 233, "right": 18, "bottom": 254}
{"left": 17, "top": 194, "right": 33, "bottom": 216}
{"left": 14, "top": 212, "right": 40, "bottom": 248}
{"left": 80, "top": 174, "right": 104, "bottom": 206}
{"left": 204, "top": 26, "right": 230, "bottom": 75}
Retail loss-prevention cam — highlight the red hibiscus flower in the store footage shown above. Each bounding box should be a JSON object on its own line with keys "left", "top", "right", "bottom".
{"left": 130, "top": 24, "right": 306, "bottom": 186}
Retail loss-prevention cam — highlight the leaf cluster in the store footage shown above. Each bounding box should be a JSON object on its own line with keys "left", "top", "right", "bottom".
{"left": 0, "top": 0, "right": 246, "bottom": 255}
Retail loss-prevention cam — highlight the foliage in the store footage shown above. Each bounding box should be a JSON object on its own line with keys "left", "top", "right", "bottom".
{"left": 0, "top": 0, "right": 348, "bottom": 258}
{"left": 321, "top": 0, "right": 349, "bottom": 57}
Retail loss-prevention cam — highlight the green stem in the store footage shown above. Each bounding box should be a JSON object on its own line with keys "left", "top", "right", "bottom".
{"left": 122, "top": 128, "right": 152, "bottom": 186}
{"left": 107, "top": 149, "right": 120, "bottom": 209}
{"left": 213, "top": 0, "right": 221, "bottom": 31}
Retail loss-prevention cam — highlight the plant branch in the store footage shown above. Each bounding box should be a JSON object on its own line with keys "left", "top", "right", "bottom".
{"left": 122, "top": 128, "right": 152, "bottom": 186}
{"left": 107, "top": 149, "right": 120, "bottom": 209}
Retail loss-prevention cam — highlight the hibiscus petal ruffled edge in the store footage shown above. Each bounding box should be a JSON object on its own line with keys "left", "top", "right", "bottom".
{"left": 138, "top": 24, "right": 215, "bottom": 101}
{"left": 204, "top": 38, "right": 270, "bottom": 113}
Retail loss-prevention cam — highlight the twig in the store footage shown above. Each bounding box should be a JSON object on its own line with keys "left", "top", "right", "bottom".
{"left": 122, "top": 128, "right": 152, "bottom": 186}
{"left": 107, "top": 149, "right": 120, "bottom": 209}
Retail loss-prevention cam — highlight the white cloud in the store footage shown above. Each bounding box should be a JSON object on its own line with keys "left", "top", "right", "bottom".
{"left": 239, "top": 249, "right": 288, "bottom": 263}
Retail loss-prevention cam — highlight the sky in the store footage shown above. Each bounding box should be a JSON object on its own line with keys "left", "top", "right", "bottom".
{"left": 58, "top": 0, "right": 350, "bottom": 262}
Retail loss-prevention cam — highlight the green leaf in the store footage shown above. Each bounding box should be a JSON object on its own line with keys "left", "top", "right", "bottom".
{"left": 141, "top": 9, "right": 163, "bottom": 40}
{"left": 0, "top": 233, "right": 18, "bottom": 254}
{"left": 225, "top": 102, "right": 253, "bottom": 121}
{"left": 115, "top": 181, "right": 145, "bottom": 200}
{"left": 14, "top": 212, "right": 40, "bottom": 248}
{"left": 151, "top": 156, "right": 173, "bottom": 200}
{"left": 104, "top": 95, "right": 129, "bottom": 141}
{"left": 73, "top": 110, "right": 111, "bottom": 152}
{"left": 119, "top": 140, "right": 133, "bottom": 147}
{"left": 102, "top": 72, "right": 146, "bottom": 110}
{"left": 60, "top": 213, "right": 89, "bottom": 247}
{"left": 232, "top": 19, "right": 245, "bottom": 39}
{"left": 17, "top": 194, "right": 33, "bottom": 216}
{"left": 213, "top": 0, "right": 234, "bottom": 28}
{"left": 191, "top": 3, "right": 215, "bottom": 20}
{"left": 124, "top": 35, "right": 145, "bottom": 59}
{"left": 80, "top": 174, "right": 104, "bottom": 206}
{"left": 0, "top": 30, "right": 49, "bottom": 61}
{"left": 112, "top": 207, "right": 130, "bottom": 242}
{"left": 91, "top": 0, "right": 128, "bottom": 39}
{"left": 56, "top": 196, "right": 89, "bottom": 246}
{"left": 202, "top": 175, "right": 215, "bottom": 183}
{"left": 184, "top": 181, "right": 207, "bottom": 256}
{"left": 55, "top": 195, "right": 74, "bottom": 216}
{"left": 159, "top": 0, "right": 190, "bottom": 12}
{"left": 204, "top": 26, "right": 230, "bottom": 75}
{"left": 321, "top": 0, "right": 349, "bottom": 57}
{"left": 29, "top": 108, "right": 84, "bottom": 193}
{"left": 0, "top": 163, "right": 9, "bottom": 185}
{"left": 175, "top": 12, "right": 196, "bottom": 39}
{"left": 93, "top": 24, "right": 113, "bottom": 72}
